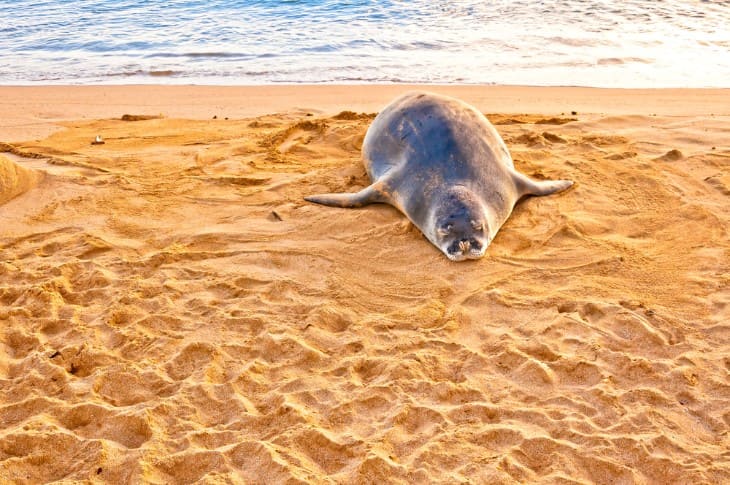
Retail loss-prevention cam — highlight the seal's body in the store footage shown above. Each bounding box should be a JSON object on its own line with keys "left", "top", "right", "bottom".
{"left": 305, "top": 92, "right": 573, "bottom": 261}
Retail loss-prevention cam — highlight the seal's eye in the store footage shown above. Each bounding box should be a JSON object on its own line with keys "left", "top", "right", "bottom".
{"left": 471, "top": 220, "right": 484, "bottom": 231}
{"left": 437, "top": 224, "right": 453, "bottom": 237}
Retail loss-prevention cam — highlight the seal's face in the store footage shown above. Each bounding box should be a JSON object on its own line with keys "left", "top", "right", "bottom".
{"left": 430, "top": 187, "right": 490, "bottom": 261}
{"left": 435, "top": 217, "right": 489, "bottom": 261}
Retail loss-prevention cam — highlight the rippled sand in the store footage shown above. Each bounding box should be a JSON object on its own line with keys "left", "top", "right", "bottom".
{"left": 1, "top": 87, "right": 729, "bottom": 483}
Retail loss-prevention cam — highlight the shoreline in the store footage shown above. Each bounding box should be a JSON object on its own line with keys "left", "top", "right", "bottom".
{"left": 2, "top": 84, "right": 729, "bottom": 142}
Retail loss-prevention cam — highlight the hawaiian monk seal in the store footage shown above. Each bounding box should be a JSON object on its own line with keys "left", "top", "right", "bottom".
{"left": 305, "top": 92, "right": 573, "bottom": 261}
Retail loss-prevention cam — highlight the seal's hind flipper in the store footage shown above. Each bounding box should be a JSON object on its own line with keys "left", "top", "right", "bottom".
{"left": 305, "top": 183, "right": 388, "bottom": 208}
{"left": 514, "top": 173, "right": 573, "bottom": 197}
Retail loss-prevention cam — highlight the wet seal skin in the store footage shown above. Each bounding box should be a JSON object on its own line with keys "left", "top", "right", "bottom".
{"left": 306, "top": 92, "right": 573, "bottom": 261}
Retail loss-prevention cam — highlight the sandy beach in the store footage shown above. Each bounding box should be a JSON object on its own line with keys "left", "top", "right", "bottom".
{"left": 1, "top": 85, "right": 729, "bottom": 483}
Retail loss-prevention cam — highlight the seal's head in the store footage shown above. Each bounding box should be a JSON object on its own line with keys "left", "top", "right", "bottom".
{"left": 429, "top": 186, "right": 490, "bottom": 261}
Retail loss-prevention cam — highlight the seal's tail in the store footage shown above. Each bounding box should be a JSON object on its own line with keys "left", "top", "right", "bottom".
{"left": 305, "top": 183, "right": 387, "bottom": 208}
{"left": 515, "top": 173, "right": 574, "bottom": 198}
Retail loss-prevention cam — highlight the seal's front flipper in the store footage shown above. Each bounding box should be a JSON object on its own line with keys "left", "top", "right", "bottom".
{"left": 514, "top": 173, "right": 573, "bottom": 197}
{"left": 305, "top": 183, "right": 388, "bottom": 208}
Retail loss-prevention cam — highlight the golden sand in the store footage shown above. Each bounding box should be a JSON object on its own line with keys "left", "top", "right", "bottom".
{"left": 0, "top": 150, "right": 43, "bottom": 207}
{"left": 1, "top": 86, "right": 729, "bottom": 483}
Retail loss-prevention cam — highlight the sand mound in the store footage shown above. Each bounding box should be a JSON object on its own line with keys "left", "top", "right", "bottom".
{"left": 655, "top": 148, "right": 684, "bottom": 161}
{"left": 0, "top": 155, "right": 40, "bottom": 206}
{"left": 0, "top": 107, "right": 728, "bottom": 483}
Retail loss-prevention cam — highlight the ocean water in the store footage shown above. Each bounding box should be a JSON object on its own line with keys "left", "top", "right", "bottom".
{"left": 0, "top": 0, "right": 728, "bottom": 87}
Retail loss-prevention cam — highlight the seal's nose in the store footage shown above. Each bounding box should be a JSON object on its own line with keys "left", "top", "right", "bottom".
{"left": 458, "top": 239, "right": 471, "bottom": 252}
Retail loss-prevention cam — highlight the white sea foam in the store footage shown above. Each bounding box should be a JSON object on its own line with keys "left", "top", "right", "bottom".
{"left": 0, "top": 0, "right": 728, "bottom": 87}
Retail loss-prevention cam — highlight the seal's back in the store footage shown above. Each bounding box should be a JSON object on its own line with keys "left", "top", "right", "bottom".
{"left": 362, "top": 92, "right": 515, "bottom": 182}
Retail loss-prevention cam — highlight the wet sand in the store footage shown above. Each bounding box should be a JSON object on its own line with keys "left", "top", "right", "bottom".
{"left": 1, "top": 85, "right": 729, "bottom": 483}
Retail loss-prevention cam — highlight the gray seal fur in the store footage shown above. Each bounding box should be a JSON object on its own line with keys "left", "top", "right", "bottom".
{"left": 305, "top": 92, "right": 573, "bottom": 261}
